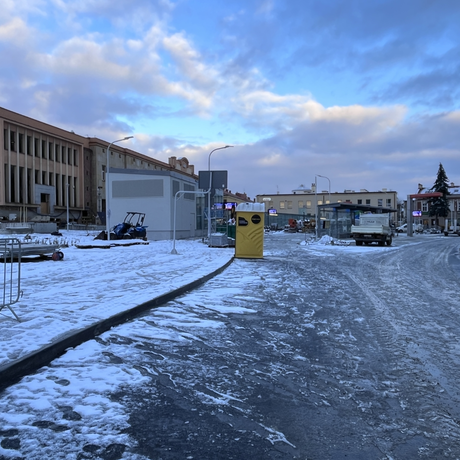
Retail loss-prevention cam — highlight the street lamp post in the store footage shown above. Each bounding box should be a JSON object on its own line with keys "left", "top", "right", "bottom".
{"left": 315, "top": 176, "right": 318, "bottom": 238}
{"left": 316, "top": 174, "right": 331, "bottom": 203}
{"left": 315, "top": 174, "right": 331, "bottom": 239}
{"left": 66, "top": 182, "right": 70, "bottom": 231}
{"left": 207, "top": 145, "right": 233, "bottom": 242}
{"left": 106, "top": 136, "right": 133, "bottom": 241}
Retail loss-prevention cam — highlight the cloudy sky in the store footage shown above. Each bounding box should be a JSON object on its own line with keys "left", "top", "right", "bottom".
{"left": 1, "top": 0, "right": 459, "bottom": 199}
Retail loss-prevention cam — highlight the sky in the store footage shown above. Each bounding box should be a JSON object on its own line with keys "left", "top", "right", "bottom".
{"left": 0, "top": 230, "right": 416, "bottom": 457}
{"left": 1, "top": 0, "right": 459, "bottom": 200}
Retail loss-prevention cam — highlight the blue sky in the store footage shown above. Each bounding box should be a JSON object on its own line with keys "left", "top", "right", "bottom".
{"left": 1, "top": 0, "right": 459, "bottom": 200}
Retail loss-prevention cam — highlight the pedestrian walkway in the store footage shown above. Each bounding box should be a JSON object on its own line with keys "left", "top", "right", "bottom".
{"left": 0, "top": 232, "right": 234, "bottom": 391}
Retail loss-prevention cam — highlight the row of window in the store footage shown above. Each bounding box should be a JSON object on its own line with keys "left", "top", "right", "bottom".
{"left": 4, "top": 164, "right": 76, "bottom": 206}
{"left": 357, "top": 198, "right": 392, "bottom": 206}
{"left": 271, "top": 198, "right": 394, "bottom": 210}
{"left": 3, "top": 129, "right": 79, "bottom": 165}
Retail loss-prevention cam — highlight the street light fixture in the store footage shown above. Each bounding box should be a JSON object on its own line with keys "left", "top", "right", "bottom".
{"left": 106, "top": 136, "right": 134, "bottom": 241}
{"left": 207, "top": 145, "right": 233, "bottom": 241}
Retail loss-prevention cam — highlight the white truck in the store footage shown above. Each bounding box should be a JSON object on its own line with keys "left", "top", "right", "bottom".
{"left": 351, "top": 214, "right": 393, "bottom": 246}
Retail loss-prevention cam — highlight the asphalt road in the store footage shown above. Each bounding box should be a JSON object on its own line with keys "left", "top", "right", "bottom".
{"left": 119, "top": 234, "right": 460, "bottom": 459}
{"left": 2, "top": 233, "right": 460, "bottom": 460}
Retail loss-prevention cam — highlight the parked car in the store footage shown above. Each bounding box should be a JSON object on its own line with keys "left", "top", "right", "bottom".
{"left": 396, "top": 223, "right": 424, "bottom": 233}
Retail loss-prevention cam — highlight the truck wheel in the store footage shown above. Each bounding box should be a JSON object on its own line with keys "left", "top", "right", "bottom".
{"left": 378, "top": 240, "right": 385, "bottom": 246}
{"left": 386, "top": 237, "right": 392, "bottom": 246}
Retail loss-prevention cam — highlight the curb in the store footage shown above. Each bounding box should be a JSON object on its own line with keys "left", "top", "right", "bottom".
{"left": 0, "top": 257, "right": 234, "bottom": 392}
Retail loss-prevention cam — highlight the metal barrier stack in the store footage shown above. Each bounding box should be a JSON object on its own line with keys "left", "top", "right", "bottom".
{"left": 0, "top": 238, "right": 22, "bottom": 321}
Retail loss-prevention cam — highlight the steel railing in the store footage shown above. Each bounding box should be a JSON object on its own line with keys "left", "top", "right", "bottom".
{"left": 1, "top": 238, "right": 22, "bottom": 321}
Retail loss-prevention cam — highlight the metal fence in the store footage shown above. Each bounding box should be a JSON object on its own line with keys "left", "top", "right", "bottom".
{"left": 1, "top": 238, "right": 22, "bottom": 321}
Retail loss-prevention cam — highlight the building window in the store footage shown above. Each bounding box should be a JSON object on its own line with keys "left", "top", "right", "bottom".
{"left": 366, "top": 199, "right": 371, "bottom": 205}
{"left": 10, "top": 131, "right": 16, "bottom": 151}
{"left": 357, "top": 199, "right": 362, "bottom": 204}
{"left": 378, "top": 199, "right": 383, "bottom": 206}
{"left": 18, "top": 133, "right": 24, "bottom": 153}
{"left": 306, "top": 200, "right": 311, "bottom": 208}
{"left": 62, "top": 146, "right": 66, "bottom": 164}
{"left": 280, "top": 202, "right": 285, "bottom": 209}
{"left": 318, "top": 200, "right": 323, "bottom": 205}
{"left": 3, "top": 129, "right": 7, "bottom": 150}
{"left": 298, "top": 200, "right": 303, "bottom": 208}
{"left": 386, "top": 198, "right": 392, "bottom": 207}
{"left": 287, "top": 201, "right": 293, "bottom": 209}
{"left": 68, "top": 148, "right": 72, "bottom": 165}
{"left": 422, "top": 202, "right": 428, "bottom": 212}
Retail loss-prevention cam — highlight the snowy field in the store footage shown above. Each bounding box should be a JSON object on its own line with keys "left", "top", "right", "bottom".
{"left": 1, "top": 230, "right": 460, "bottom": 459}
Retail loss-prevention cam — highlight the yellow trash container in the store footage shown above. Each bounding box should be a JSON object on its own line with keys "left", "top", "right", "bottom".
{"left": 235, "top": 203, "right": 265, "bottom": 258}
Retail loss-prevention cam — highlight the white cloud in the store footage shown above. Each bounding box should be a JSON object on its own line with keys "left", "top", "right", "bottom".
{"left": 0, "top": 17, "right": 32, "bottom": 45}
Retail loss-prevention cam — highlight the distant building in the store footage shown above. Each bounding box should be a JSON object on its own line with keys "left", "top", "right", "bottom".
{"left": 256, "top": 186, "right": 398, "bottom": 217}
{"left": 224, "top": 189, "right": 254, "bottom": 206}
{"left": 410, "top": 183, "right": 460, "bottom": 230}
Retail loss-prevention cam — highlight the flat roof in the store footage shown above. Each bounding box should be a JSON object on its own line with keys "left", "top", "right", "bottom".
{"left": 318, "top": 202, "right": 397, "bottom": 213}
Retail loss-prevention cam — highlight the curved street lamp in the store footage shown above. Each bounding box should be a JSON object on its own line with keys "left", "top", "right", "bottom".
{"left": 106, "top": 136, "right": 134, "bottom": 241}
{"left": 207, "top": 145, "right": 233, "bottom": 241}
{"left": 316, "top": 174, "right": 331, "bottom": 202}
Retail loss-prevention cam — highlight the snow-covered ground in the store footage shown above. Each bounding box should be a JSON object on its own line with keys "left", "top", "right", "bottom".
{"left": 0, "top": 231, "right": 234, "bottom": 371}
{"left": 1, "top": 230, "right": 458, "bottom": 459}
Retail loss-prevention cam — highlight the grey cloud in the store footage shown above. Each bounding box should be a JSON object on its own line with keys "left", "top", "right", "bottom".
{"left": 218, "top": 0, "right": 460, "bottom": 110}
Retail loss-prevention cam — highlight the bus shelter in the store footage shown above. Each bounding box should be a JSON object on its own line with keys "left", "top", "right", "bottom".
{"left": 317, "top": 202, "right": 397, "bottom": 239}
